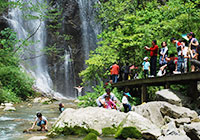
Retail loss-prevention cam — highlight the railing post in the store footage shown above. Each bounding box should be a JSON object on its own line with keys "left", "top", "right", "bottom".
{"left": 141, "top": 84, "right": 147, "bottom": 103}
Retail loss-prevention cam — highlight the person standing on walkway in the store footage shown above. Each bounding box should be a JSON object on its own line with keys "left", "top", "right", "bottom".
{"left": 187, "top": 32, "right": 199, "bottom": 72}
{"left": 110, "top": 63, "right": 120, "bottom": 83}
{"left": 170, "top": 37, "right": 184, "bottom": 73}
{"left": 122, "top": 63, "right": 130, "bottom": 81}
{"left": 142, "top": 57, "right": 150, "bottom": 78}
{"left": 144, "top": 40, "right": 159, "bottom": 77}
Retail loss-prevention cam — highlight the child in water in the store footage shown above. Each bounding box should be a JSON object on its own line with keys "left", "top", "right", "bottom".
{"left": 104, "top": 95, "right": 117, "bottom": 110}
{"left": 29, "top": 112, "right": 48, "bottom": 131}
{"left": 59, "top": 103, "right": 64, "bottom": 113}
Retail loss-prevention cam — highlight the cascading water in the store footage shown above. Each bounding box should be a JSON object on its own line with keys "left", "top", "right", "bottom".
{"left": 77, "top": 0, "right": 102, "bottom": 60}
{"left": 6, "top": 0, "right": 101, "bottom": 98}
{"left": 77, "top": 0, "right": 102, "bottom": 93}
{"left": 6, "top": 0, "right": 64, "bottom": 98}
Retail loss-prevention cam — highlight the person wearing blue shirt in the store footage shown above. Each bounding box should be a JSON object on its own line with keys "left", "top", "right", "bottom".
{"left": 142, "top": 57, "right": 150, "bottom": 78}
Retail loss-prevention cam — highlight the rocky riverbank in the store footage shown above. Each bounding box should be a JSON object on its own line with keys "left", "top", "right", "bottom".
{"left": 48, "top": 89, "right": 200, "bottom": 140}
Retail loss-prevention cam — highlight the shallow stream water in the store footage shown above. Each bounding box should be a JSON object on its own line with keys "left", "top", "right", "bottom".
{"left": 0, "top": 99, "right": 115, "bottom": 140}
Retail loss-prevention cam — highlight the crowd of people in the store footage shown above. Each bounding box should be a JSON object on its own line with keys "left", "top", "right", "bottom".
{"left": 109, "top": 32, "right": 200, "bottom": 81}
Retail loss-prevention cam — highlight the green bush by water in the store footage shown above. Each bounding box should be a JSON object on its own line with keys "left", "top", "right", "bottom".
{"left": 0, "top": 28, "right": 34, "bottom": 103}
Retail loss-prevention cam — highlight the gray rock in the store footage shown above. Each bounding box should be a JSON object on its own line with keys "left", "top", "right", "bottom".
{"left": 28, "top": 136, "right": 48, "bottom": 140}
{"left": 4, "top": 103, "right": 13, "bottom": 107}
{"left": 155, "top": 89, "right": 182, "bottom": 106}
{"left": 184, "top": 122, "right": 200, "bottom": 140}
{"left": 158, "top": 135, "right": 191, "bottom": 140}
{"left": 125, "top": 112, "right": 161, "bottom": 139}
{"left": 3, "top": 106, "right": 16, "bottom": 111}
{"left": 0, "top": 106, "right": 4, "bottom": 109}
{"left": 161, "top": 121, "right": 179, "bottom": 136}
{"left": 50, "top": 107, "right": 161, "bottom": 139}
{"left": 135, "top": 102, "right": 165, "bottom": 127}
{"left": 160, "top": 102, "right": 198, "bottom": 119}
{"left": 135, "top": 102, "right": 197, "bottom": 128}
{"left": 175, "top": 118, "right": 191, "bottom": 127}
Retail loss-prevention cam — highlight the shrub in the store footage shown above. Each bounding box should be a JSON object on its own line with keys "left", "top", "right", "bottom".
{"left": 0, "top": 88, "right": 20, "bottom": 103}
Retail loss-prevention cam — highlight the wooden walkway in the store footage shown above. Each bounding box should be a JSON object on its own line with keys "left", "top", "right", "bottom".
{"left": 112, "top": 72, "right": 200, "bottom": 102}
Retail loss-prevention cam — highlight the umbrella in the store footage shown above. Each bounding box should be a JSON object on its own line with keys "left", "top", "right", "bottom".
{"left": 182, "top": 34, "right": 189, "bottom": 41}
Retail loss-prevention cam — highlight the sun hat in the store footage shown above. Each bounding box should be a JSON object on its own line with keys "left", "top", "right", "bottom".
{"left": 125, "top": 92, "right": 131, "bottom": 97}
{"left": 144, "top": 57, "right": 148, "bottom": 61}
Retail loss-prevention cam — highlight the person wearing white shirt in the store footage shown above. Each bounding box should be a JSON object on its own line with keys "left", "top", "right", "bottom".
{"left": 29, "top": 112, "right": 48, "bottom": 131}
{"left": 122, "top": 92, "right": 132, "bottom": 113}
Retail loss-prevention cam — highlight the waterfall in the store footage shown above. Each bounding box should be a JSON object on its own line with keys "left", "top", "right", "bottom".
{"left": 5, "top": 0, "right": 101, "bottom": 98}
{"left": 77, "top": 0, "right": 102, "bottom": 60}
{"left": 7, "top": 0, "right": 65, "bottom": 99}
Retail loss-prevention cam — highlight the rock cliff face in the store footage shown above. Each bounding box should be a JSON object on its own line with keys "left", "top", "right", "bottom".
{"left": 46, "top": 0, "right": 100, "bottom": 96}
{"left": 0, "top": 17, "right": 7, "bottom": 31}
{"left": 1, "top": 0, "right": 99, "bottom": 97}
{"left": 47, "top": 0, "right": 82, "bottom": 96}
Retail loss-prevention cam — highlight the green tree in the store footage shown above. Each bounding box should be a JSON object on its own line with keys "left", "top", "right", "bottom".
{"left": 80, "top": 0, "right": 200, "bottom": 84}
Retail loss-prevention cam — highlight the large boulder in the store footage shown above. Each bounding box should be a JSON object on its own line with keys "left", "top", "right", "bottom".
{"left": 49, "top": 107, "right": 161, "bottom": 139}
{"left": 124, "top": 112, "right": 161, "bottom": 139}
{"left": 135, "top": 102, "right": 165, "bottom": 127}
{"left": 160, "top": 102, "right": 198, "bottom": 119}
{"left": 155, "top": 89, "right": 182, "bottom": 106}
{"left": 184, "top": 122, "right": 200, "bottom": 140}
{"left": 134, "top": 102, "right": 198, "bottom": 128}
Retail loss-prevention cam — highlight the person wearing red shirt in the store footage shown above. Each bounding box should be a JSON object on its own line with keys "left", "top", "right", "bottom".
{"left": 144, "top": 40, "right": 159, "bottom": 77}
{"left": 170, "top": 37, "right": 184, "bottom": 73}
{"left": 110, "top": 63, "right": 119, "bottom": 83}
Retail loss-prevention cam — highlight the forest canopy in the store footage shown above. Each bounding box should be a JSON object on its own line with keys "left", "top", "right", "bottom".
{"left": 80, "top": 0, "right": 200, "bottom": 84}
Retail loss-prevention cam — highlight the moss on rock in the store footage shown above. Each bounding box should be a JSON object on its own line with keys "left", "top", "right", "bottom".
{"left": 50, "top": 125, "right": 100, "bottom": 137}
{"left": 102, "top": 127, "right": 117, "bottom": 136}
{"left": 83, "top": 133, "right": 97, "bottom": 140}
{"left": 115, "top": 126, "right": 142, "bottom": 139}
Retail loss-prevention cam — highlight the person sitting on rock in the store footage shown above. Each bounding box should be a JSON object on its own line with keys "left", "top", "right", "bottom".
{"left": 122, "top": 92, "right": 132, "bottom": 113}
{"left": 96, "top": 88, "right": 117, "bottom": 107}
{"left": 104, "top": 95, "right": 117, "bottom": 110}
{"left": 59, "top": 103, "right": 64, "bottom": 113}
{"left": 29, "top": 112, "right": 48, "bottom": 131}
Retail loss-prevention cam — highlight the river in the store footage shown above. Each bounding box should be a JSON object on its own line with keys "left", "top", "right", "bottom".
{"left": 0, "top": 99, "right": 115, "bottom": 140}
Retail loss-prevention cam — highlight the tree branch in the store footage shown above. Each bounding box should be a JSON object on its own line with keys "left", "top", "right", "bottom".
{"left": 12, "top": 18, "right": 42, "bottom": 55}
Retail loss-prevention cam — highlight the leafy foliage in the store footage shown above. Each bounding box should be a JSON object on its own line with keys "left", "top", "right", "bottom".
{"left": 80, "top": 0, "right": 200, "bottom": 84}
{"left": 0, "top": 28, "right": 34, "bottom": 103}
{"left": 0, "top": 0, "right": 70, "bottom": 103}
{"left": 78, "top": 81, "right": 124, "bottom": 107}
{"left": 78, "top": 81, "right": 106, "bottom": 107}
{"left": 0, "top": 88, "right": 20, "bottom": 103}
